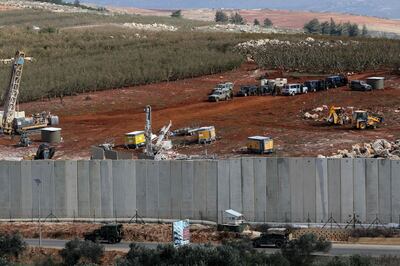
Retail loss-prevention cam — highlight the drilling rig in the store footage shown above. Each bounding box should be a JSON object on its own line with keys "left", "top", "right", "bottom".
{"left": 0, "top": 51, "right": 59, "bottom": 135}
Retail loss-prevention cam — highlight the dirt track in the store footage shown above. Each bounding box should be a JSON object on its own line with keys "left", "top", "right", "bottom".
{"left": 0, "top": 63, "right": 399, "bottom": 159}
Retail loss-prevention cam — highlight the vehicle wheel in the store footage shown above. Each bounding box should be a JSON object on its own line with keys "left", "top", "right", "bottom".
{"left": 108, "top": 237, "right": 116, "bottom": 244}
{"left": 359, "top": 122, "right": 367, "bottom": 130}
{"left": 275, "top": 241, "right": 284, "bottom": 248}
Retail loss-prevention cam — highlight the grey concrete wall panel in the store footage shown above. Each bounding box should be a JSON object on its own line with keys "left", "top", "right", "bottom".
{"left": 391, "top": 160, "right": 400, "bottom": 221}
{"left": 31, "top": 161, "right": 55, "bottom": 218}
{"left": 112, "top": 160, "right": 136, "bottom": 218}
{"left": 9, "top": 161, "right": 22, "bottom": 218}
{"left": 316, "top": 158, "right": 328, "bottom": 223}
{"left": 290, "top": 158, "right": 304, "bottom": 222}
{"left": 100, "top": 160, "right": 113, "bottom": 218}
{"left": 158, "top": 161, "right": 171, "bottom": 219}
{"left": 340, "top": 159, "right": 354, "bottom": 223}
{"left": 20, "top": 161, "right": 32, "bottom": 218}
{"left": 89, "top": 160, "right": 101, "bottom": 218}
{"left": 105, "top": 150, "right": 118, "bottom": 160}
{"left": 181, "top": 161, "right": 194, "bottom": 218}
{"left": 366, "top": 159, "right": 379, "bottom": 222}
{"left": 135, "top": 160, "right": 147, "bottom": 217}
{"left": 54, "top": 161, "right": 67, "bottom": 217}
{"left": 303, "top": 158, "right": 316, "bottom": 223}
{"left": 327, "top": 159, "right": 341, "bottom": 222}
{"left": 378, "top": 159, "right": 391, "bottom": 223}
{"left": 217, "top": 160, "right": 230, "bottom": 223}
{"left": 241, "top": 158, "right": 255, "bottom": 221}
{"left": 118, "top": 152, "right": 133, "bottom": 160}
{"left": 193, "top": 161, "right": 207, "bottom": 220}
{"left": 266, "top": 158, "right": 279, "bottom": 221}
{"left": 254, "top": 158, "right": 267, "bottom": 222}
{"left": 277, "top": 158, "right": 291, "bottom": 222}
{"left": 206, "top": 161, "right": 218, "bottom": 221}
{"left": 90, "top": 146, "right": 104, "bottom": 160}
{"left": 353, "top": 159, "right": 366, "bottom": 222}
{"left": 0, "top": 161, "right": 10, "bottom": 218}
{"left": 229, "top": 159, "right": 242, "bottom": 212}
{"left": 171, "top": 161, "right": 183, "bottom": 219}
{"left": 146, "top": 161, "right": 160, "bottom": 218}
{"left": 77, "top": 161, "right": 90, "bottom": 217}
{"left": 65, "top": 161, "right": 78, "bottom": 217}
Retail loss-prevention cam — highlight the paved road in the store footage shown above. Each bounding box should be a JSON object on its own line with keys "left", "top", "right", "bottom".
{"left": 26, "top": 239, "right": 400, "bottom": 257}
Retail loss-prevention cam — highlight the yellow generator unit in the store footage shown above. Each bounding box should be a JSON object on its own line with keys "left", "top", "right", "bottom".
{"left": 247, "top": 136, "right": 274, "bottom": 154}
{"left": 124, "top": 131, "right": 145, "bottom": 149}
{"left": 198, "top": 126, "right": 216, "bottom": 144}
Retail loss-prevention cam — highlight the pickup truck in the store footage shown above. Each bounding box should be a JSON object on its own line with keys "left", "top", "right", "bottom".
{"left": 281, "top": 84, "right": 308, "bottom": 96}
{"left": 237, "top": 85, "right": 258, "bottom": 96}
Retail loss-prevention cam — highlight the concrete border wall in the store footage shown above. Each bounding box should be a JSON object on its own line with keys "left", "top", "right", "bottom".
{"left": 0, "top": 158, "right": 399, "bottom": 223}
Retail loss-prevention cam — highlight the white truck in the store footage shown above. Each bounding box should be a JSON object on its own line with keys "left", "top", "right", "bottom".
{"left": 281, "top": 84, "right": 308, "bottom": 96}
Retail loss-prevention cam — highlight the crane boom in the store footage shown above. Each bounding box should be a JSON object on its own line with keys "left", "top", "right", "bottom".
{"left": 1, "top": 51, "right": 26, "bottom": 134}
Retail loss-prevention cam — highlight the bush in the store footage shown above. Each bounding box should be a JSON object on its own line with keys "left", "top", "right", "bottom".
{"left": 0, "top": 233, "right": 27, "bottom": 259}
{"left": 350, "top": 228, "right": 397, "bottom": 238}
{"left": 263, "top": 18, "right": 273, "bottom": 27}
{"left": 118, "top": 241, "right": 289, "bottom": 266}
{"left": 281, "top": 233, "right": 331, "bottom": 266}
{"left": 0, "top": 257, "right": 11, "bottom": 266}
{"left": 215, "top": 11, "right": 228, "bottom": 23}
{"left": 34, "top": 256, "right": 59, "bottom": 266}
{"left": 60, "top": 239, "right": 104, "bottom": 266}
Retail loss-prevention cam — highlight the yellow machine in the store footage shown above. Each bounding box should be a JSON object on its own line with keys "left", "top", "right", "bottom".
{"left": 353, "top": 110, "right": 384, "bottom": 130}
{"left": 247, "top": 136, "right": 274, "bottom": 154}
{"left": 124, "top": 131, "right": 146, "bottom": 148}
{"left": 326, "top": 106, "right": 350, "bottom": 125}
{"left": 197, "top": 126, "right": 216, "bottom": 144}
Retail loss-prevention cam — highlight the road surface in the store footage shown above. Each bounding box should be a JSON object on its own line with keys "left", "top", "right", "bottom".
{"left": 25, "top": 238, "right": 400, "bottom": 256}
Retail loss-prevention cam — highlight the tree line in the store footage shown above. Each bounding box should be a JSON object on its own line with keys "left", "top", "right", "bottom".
{"left": 215, "top": 10, "right": 273, "bottom": 27}
{"left": 304, "top": 18, "right": 368, "bottom": 37}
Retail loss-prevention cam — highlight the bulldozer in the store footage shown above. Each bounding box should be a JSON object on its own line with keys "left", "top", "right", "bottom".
{"left": 352, "top": 110, "right": 384, "bottom": 130}
{"left": 326, "top": 106, "right": 350, "bottom": 125}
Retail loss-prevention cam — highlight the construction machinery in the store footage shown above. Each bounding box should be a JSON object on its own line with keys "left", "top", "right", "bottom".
{"left": 197, "top": 126, "right": 216, "bottom": 144}
{"left": 0, "top": 51, "right": 58, "bottom": 135}
{"left": 246, "top": 136, "right": 274, "bottom": 154}
{"left": 352, "top": 110, "right": 384, "bottom": 130}
{"left": 326, "top": 106, "right": 350, "bottom": 125}
{"left": 124, "top": 131, "right": 145, "bottom": 149}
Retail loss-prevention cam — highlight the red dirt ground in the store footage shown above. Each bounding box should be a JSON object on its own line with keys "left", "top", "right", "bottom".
{"left": 0, "top": 63, "right": 399, "bottom": 159}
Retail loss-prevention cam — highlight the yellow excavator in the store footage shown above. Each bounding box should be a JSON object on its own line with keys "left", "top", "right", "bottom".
{"left": 326, "top": 106, "right": 350, "bottom": 125}
{"left": 352, "top": 110, "right": 384, "bottom": 130}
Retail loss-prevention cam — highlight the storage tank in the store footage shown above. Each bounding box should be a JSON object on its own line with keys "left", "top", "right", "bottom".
{"left": 366, "top": 77, "right": 385, "bottom": 90}
{"left": 41, "top": 127, "right": 62, "bottom": 143}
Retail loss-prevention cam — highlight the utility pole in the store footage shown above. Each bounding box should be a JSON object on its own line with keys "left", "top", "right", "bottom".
{"left": 34, "top": 178, "right": 42, "bottom": 247}
{"left": 144, "top": 105, "right": 153, "bottom": 157}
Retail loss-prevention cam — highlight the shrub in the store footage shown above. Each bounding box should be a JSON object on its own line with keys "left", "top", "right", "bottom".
{"left": 34, "top": 256, "right": 59, "bottom": 266}
{"left": 0, "top": 233, "right": 27, "bottom": 259}
{"left": 349, "top": 255, "right": 372, "bottom": 266}
{"left": 0, "top": 257, "right": 11, "bottom": 266}
{"left": 118, "top": 241, "right": 288, "bottom": 266}
{"left": 60, "top": 239, "right": 104, "bottom": 266}
{"left": 281, "top": 233, "right": 332, "bottom": 266}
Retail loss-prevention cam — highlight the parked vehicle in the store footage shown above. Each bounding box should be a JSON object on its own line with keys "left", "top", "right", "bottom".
{"left": 304, "top": 80, "right": 326, "bottom": 92}
{"left": 84, "top": 224, "right": 124, "bottom": 244}
{"left": 326, "top": 75, "right": 348, "bottom": 88}
{"left": 237, "top": 85, "right": 258, "bottom": 97}
{"left": 208, "top": 90, "right": 231, "bottom": 102}
{"left": 350, "top": 80, "right": 372, "bottom": 91}
{"left": 281, "top": 84, "right": 308, "bottom": 96}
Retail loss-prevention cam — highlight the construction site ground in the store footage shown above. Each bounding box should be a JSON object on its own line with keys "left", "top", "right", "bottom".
{"left": 0, "top": 62, "right": 399, "bottom": 160}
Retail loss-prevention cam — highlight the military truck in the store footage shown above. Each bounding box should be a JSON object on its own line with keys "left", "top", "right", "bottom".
{"left": 208, "top": 82, "right": 234, "bottom": 102}
{"left": 304, "top": 80, "right": 326, "bottom": 92}
{"left": 350, "top": 80, "right": 372, "bottom": 91}
{"left": 252, "top": 228, "right": 291, "bottom": 248}
{"left": 281, "top": 84, "right": 308, "bottom": 96}
{"left": 84, "top": 224, "right": 124, "bottom": 244}
{"left": 326, "top": 75, "right": 348, "bottom": 89}
{"left": 237, "top": 85, "right": 258, "bottom": 97}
